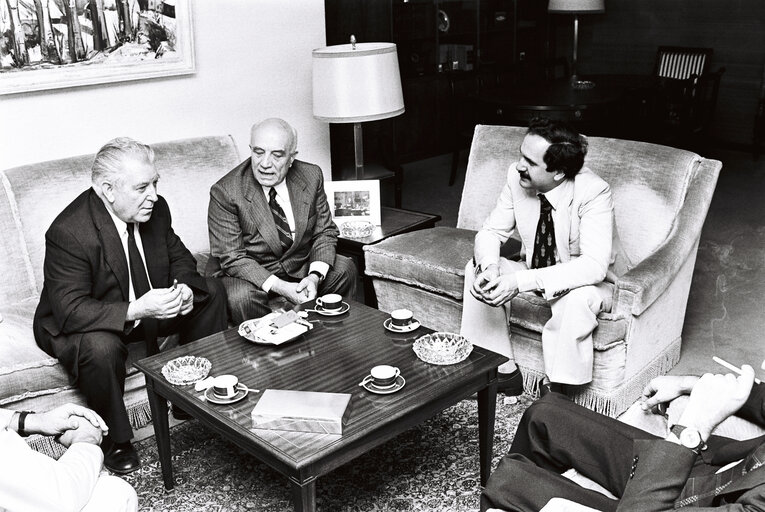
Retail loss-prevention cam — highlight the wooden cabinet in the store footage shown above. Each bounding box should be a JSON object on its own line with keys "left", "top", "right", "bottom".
{"left": 324, "top": 0, "right": 548, "bottom": 165}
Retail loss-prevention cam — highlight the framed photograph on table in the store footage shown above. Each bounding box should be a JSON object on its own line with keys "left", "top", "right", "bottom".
{"left": 324, "top": 180, "right": 381, "bottom": 225}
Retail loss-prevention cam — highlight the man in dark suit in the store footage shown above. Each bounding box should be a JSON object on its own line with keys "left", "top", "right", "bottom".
{"left": 208, "top": 118, "right": 356, "bottom": 323}
{"left": 34, "top": 137, "right": 227, "bottom": 475}
{"left": 482, "top": 366, "right": 765, "bottom": 511}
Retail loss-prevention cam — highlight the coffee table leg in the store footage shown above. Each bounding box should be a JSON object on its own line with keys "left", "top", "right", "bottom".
{"left": 145, "top": 378, "right": 174, "bottom": 490}
{"left": 291, "top": 479, "right": 316, "bottom": 512}
{"left": 477, "top": 373, "right": 498, "bottom": 487}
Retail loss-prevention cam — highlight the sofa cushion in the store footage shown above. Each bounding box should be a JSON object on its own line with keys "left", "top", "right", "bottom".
{"left": 0, "top": 174, "right": 37, "bottom": 303}
{"left": 364, "top": 227, "right": 476, "bottom": 301}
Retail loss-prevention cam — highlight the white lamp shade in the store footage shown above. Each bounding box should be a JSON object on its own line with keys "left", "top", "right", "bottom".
{"left": 548, "top": 0, "right": 604, "bottom": 13}
{"left": 312, "top": 42, "right": 405, "bottom": 123}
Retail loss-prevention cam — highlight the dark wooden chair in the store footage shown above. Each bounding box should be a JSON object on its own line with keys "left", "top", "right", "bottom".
{"left": 651, "top": 46, "right": 725, "bottom": 148}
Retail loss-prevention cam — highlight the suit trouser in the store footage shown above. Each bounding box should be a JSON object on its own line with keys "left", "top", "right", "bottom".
{"left": 221, "top": 254, "right": 358, "bottom": 324}
{"left": 63, "top": 278, "right": 227, "bottom": 443}
{"left": 481, "top": 393, "right": 727, "bottom": 512}
{"left": 460, "top": 258, "right": 607, "bottom": 384}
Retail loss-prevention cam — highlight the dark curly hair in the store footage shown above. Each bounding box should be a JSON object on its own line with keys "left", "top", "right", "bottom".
{"left": 526, "top": 117, "right": 588, "bottom": 179}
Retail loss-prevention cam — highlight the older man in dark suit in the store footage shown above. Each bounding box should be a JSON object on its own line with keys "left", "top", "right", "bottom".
{"left": 33, "top": 137, "right": 227, "bottom": 475}
{"left": 482, "top": 366, "right": 765, "bottom": 511}
{"left": 207, "top": 118, "right": 356, "bottom": 323}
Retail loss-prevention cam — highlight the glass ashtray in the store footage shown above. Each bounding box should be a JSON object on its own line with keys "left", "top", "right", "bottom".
{"left": 340, "top": 220, "right": 375, "bottom": 239}
{"left": 413, "top": 332, "right": 473, "bottom": 365}
{"left": 161, "top": 356, "right": 212, "bottom": 385}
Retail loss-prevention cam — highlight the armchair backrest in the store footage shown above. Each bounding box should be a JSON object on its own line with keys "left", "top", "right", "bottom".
{"left": 457, "top": 125, "right": 713, "bottom": 269}
{"left": 654, "top": 46, "right": 712, "bottom": 81}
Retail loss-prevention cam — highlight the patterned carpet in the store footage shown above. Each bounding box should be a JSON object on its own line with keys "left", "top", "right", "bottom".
{"left": 123, "top": 394, "right": 534, "bottom": 511}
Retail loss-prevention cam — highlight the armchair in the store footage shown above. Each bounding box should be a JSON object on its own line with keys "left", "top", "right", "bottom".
{"left": 652, "top": 46, "right": 725, "bottom": 148}
{"left": 364, "top": 125, "right": 722, "bottom": 417}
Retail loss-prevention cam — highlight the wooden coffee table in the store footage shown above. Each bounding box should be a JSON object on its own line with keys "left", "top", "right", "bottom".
{"left": 135, "top": 299, "right": 507, "bottom": 512}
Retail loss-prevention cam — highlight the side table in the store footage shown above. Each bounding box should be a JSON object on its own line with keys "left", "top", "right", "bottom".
{"left": 337, "top": 207, "right": 441, "bottom": 306}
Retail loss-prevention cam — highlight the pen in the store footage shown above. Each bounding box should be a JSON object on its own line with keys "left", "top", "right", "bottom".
{"left": 712, "top": 356, "right": 762, "bottom": 384}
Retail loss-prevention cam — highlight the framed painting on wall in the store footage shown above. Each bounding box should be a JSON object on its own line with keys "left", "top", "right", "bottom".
{"left": 0, "top": 0, "right": 195, "bottom": 95}
{"left": 324, "top": 179, "right": 382, "bottom": 226}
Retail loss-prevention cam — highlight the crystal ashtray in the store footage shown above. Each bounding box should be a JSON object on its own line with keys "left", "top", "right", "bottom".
{"left": 340, "top": 220, "right": 375, "bottom": 239}
{"left": 161, "top": 356, "right": 212, "bottom": 386}
{"left": 413, "top": 332, "right": 473, "bottom": 365}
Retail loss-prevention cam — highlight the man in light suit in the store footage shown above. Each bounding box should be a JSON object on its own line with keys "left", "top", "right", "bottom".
{"left": 482, "top": 366, "right": 765, "bottom": 511}
{"left": 208, "top": 118, "right": 356, "bottom": 323}
{"left": 461, "top": 117, "right": 615, "bottom": 395}
{"left": 34, "top": 137, "right": 227, "bottom": 475}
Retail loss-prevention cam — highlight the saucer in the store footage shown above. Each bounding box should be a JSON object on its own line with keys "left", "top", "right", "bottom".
{"left": 204, "top": 384, "right": 248, "bottom": 405}
{"left": 313, "top": 302, "right": 350, "bottom": 316}
{"left": 383, "top": 318, "right": 421, "bottom": 333}
{"left": 361, "top": 375, "right": 406, "bottom": 395}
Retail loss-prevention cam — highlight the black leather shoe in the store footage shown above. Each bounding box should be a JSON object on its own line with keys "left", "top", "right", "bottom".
{"left": 103, "top": 440, "right": 140, "bottom": 475}
{"left": 172, "top": 405, "right": 193, "bottom": 421}
{"left": 496, "top": 369, "right": 524, "bottom": 396}
{"left": 538, "top": 376, "right": 567, "bottom": 398}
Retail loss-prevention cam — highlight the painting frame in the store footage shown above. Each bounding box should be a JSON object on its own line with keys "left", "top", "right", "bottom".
{"left": 0, "top": 0, "right": 195, "bottom": 96}
{"left": 324, "top": 179, "right": 382, "bottom": 226}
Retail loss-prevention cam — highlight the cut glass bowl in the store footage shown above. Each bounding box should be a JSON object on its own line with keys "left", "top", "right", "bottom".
{"left": 340, "top": 220, "right": 375, "bottom": 239}
{"left": 161, "top": 356, "right": 212, "bottom": 385}
{"left": 413, "top": 332, "right": 473, "bottom": 365}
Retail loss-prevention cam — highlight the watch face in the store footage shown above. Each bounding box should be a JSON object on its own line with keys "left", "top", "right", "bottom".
{"left": 679, "top": 428, "right": 702, "bottom": 449}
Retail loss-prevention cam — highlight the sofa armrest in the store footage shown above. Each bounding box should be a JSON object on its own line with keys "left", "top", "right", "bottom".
{"left": 614, "top": 157, "right": 721, "bottom": 316}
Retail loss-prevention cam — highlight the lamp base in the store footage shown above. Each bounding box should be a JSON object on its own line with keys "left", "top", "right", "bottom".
{"left": 570, "top": 75, "right": 595, "bottom": 89}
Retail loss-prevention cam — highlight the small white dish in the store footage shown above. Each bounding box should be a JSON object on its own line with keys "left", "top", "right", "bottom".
{"left": 361, "top": 375, "right": 406, "bottom": 395}
{"left": 308, "top": 302, "right": 350, "bottom": 316}
{"left": 383, "top": 318, "right": 421, "bottom": 333}
{"left": 204, "top": 384, "right": 249, "bottom": 405}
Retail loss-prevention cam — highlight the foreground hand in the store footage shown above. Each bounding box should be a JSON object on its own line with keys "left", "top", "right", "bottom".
{"left": 678, "top": 365, "right": 755, "bottom": 440}
{"left": 640, "top": 375, "right": 699, "bottom": 412}
{"left": 25, "top": 403, "right": 108, "bottom": 437}
{"left": 178, "top": 283, "right": 194, "bottom": 315}
{"left": 131, "top": 286, "right": 184, "bottom": 320}
{"left": 471, "top": 264, "right": 499, "bottom": 301}
{"left": 57, "top": 420, "right": 103, "bottom": 448}
{"left": 271, "top": 279, "right": 305, "bottom": 305}
{"left": 295, "top": 274, "right": 319, "bottom": 302}
{"left": 480, "top": 273, "right": 519, "bottom": 307}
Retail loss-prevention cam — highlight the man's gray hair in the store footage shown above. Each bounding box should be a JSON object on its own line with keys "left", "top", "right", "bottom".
{"left": 91, "top": 137, "right": 155, "bottom": 185}
{"left": 251, "top": 118, "right": 298, "bottom": 154}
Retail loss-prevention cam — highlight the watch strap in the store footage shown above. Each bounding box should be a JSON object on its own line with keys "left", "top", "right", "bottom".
{"left": 309, "top": 270, "right": 324, "bottom": 282}
{"left": 670, "top": 424, "right": 707, "bottom": 455}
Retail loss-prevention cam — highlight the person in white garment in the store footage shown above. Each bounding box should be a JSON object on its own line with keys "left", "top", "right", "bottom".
{"left": 461, "top": 117, "right": 615, "bottom": 396}
{"left": 0, "top": 404, "right": 138, "bottom": 512}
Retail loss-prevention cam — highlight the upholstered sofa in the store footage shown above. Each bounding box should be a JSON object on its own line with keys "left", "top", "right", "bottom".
{"left": 0, "top": 136, "right": 241, "bottom": 452}
{"left": 364, "top": 124, "right": 722, "bottom": 417}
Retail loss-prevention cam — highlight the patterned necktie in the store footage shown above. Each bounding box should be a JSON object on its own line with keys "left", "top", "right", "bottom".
{"left": 532, "top": 194, "right": 556, "bottom": 269}
{"left": 269, "top": 188, "right": 293, "bottom": 251}
{"left": 127, "top": 223, "right": 151, "bottom": 298}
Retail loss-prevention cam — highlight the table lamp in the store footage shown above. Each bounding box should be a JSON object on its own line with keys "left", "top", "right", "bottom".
{"left": 548, "top": 0, "right": 605, "bottom": 89}
{"left": 312, "top": 36, "right": 405, "bottom": 180}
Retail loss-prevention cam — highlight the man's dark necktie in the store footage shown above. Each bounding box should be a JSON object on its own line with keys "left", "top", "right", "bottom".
{"left": 531, "top": 194, "right": 556, "bottom": 269}
{"left": 127, "top": 223, "right": 151, "bottom": 298}
{"left": 269, "top": 188, "right": 293, "bottom": 251}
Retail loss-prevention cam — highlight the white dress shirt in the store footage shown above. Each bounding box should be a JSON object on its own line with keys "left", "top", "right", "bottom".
{"left": 261, "top": 181, "right": 329, "bottom": 292}
{"left": 105, "top": 209, "right": 152, "bottom": 303}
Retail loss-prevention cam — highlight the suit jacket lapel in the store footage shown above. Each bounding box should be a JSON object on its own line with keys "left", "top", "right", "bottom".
{"left": 287, "top": 167, "right": 309, "bottom": 253}
{"left": 243, "top": 163, "right": 284, "bottom": 257}
{"left": 553, "top": 181, "right": 573, "bottom": 262}
{"left": 89, "top": 191, "right": 130, "bottom": 301}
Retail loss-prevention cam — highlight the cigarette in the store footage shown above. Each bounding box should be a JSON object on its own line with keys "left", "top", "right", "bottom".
{"left": 172, "top": 279, "right": 178, "bottom": 290}
{"left": 712, "top": 356, "right": 762, "bottom": 384}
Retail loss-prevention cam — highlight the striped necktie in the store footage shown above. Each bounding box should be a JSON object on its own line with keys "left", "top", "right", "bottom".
{"left": 531, "top": 194, "right": 556, "bottom": 269}
{"left": 268, "top": 188, "right": 293, "bottom": 251}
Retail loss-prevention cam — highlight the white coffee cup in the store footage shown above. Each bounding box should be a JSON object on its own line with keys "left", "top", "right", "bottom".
{"left": 390, "top": 308, "right": 414, "bottom": 328}
{"left": 370, "top": 365, "right": 400, "bottom": 387}
{"left": 212, "top": 374, "right": 239, "bottom": 399}
{"left": 316, "top": 293, "right": 343, "bottom": 311}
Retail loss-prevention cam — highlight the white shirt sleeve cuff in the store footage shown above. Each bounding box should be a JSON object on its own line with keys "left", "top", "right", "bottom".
{"left": 262, "top": 275, "right": 278, "bottom": 293}
{"left": 516, "top": 269, "right": 540, "bottom": 293}
{"left": 309, "top": 261, "right": 330, "bottom": 279}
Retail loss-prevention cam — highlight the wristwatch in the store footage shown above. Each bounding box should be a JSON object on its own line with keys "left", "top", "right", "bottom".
{"left": 670, "top": 424, "right": 707, "bottom": 455}
{"left": 308, "top": 270, "right": 324, "bottom": 283}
